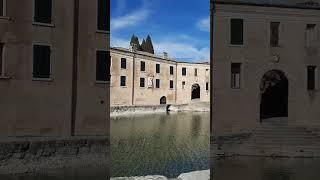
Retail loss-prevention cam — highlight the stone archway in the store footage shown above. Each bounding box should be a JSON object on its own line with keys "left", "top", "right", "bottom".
{"left": 191, "top": 84, "right": 201, "bottom": 100}
{"left": 160, "top": 96, "right": 166, "bottom": 105}
{"left": 260, "top": 70, "right": 288, "bottom": 120}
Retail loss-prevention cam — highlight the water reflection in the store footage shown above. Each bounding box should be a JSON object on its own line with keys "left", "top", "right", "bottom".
{"left": 212, "top": 157, "right": 320, "bottom": 180}
{"left": 111, "top": 112, "right": 210, "bottom": 178}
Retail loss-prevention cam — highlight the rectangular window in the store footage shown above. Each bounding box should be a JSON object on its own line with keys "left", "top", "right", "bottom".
{"left": 182, "top": 81, "right": 185, "bottom": 89}
{"left": 140, "top": 78, "right": 145, "bottom": 87}
{"left": 156, "top": 64, "right": 160, "bottom": 73}
{"left": 170, "top": 80, "right": 174, "bottom": 89}
{"left": 306, "top": 24, "right": 317, "bottom": 47}
{"left": 156, "top": 79, "right": 160, "bottom": 88}
{"left": 0, "top": 43, "right": 4, "bottom": 76}
{"left": 170, "top": 66, "right": 174, "bottom": 75}
{"left": 34, "top": 0, "right": 52, "bottom": 23}
{"left": 231, "top": 63, "right": 241, "bottom": 89}
{"left": 206, "top": 82, "right": 209, "bottom": 91}
{"left": 97, "top": 0, "right": 109, "bottom": 31}
{"left": 308, "top": 66, "right": 316, "bottom": 90}
{"left": 270, "top": 22, "right": 280, "bottom": 47}
{"left": 120, "top": 76, "right": 126, "bottom": 87}
{"left": 0, "top": 0, "right": 5, "bottom": 16}
{"left": 121, "top": 58, "right": 126, "bottom": 69}
{"left": 33, "top": 45, "right": 51, "bottom": 78}
{"left": 230, "top": 18, "right": 243, "bottom": 45}
{"left": 194, "top": 68, "right": 198, "bottom": 76}
{"left": 96, "top": 50, "right": 109, "bottom": 81}
{"left": 182, "top": 67, "right": 187, "bottom": 76}
{"left": 141, "top": 61, "right": 145, "bottom": 72}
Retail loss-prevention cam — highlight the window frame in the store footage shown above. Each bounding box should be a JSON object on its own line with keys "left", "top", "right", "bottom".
{"left": 231, "top": 63, "right": 241, "bottom": 89}
{"left": 140, "top": 61, "right": 145, "bottom": 72}
{"left": 32, "top": 43, "right": 52, "bottom": 81}
{"left": 156, "top": 79, "right": 160, "bottom": 89}
{"left": 33, "top": 0, "right": 53, "bottom": 26}
{"left": 230, "top": 18, "right": 244, "bottom": 46}
{"left": 182, "top": 67, "right": 187, "bottom": 76}
{"left": 156, "top": 63, "right": 160, "bottom": 74}
{"left": 194, "top": 68, "right": 198, "bottom": 76}
{"left": 307, "top": 65, "right": 316, "bottom": 90}
{"left": 270, "top": 21, "right": 280, "bottom": 47}
{"left": 120, "top": 75, "right": 126, "bottom": 87}
{"left": 182, "top": 81, "right": 186, "bottom": 89}
{"left": 140, "top": 77, "right": 145, "bottom": 88}
{"left": 120, "top": 58, "right": 127, "bottom": 69}
{"left": 206, "top": 82, "right": 209, "bottom": 91}
{"left": 170, "top": 66, "right": 174, "bottom": 75}
{"left": 0, "top": 43, "right": 5, "bottom": 77}
{"left": 97, "top": 0, "right": 109, "bottom": 32}
{"left": 169, "top": 80, "right": 174, "bottom": 89}
{"left": 0, "top": 0, "right": 7, "bottom": 17}
{"left": 95, "top": 50, "right": 110, "bottom": 83}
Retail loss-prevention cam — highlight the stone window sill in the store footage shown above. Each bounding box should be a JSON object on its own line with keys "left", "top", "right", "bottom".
{"left": 32, "top": 22, "right": 55, "bottom": 28}
{"left": 96, "top": 30, "right": 109, "bottom": 34}
{"left": 0, "top": 16, "right": 11, "bottom": 21}
{"left": 0, "top": 76, "right": 11, "bottom": 80}
{"left": 95, "top": 80, "right": 109, "bottom": 85}
{"left": 32, "top": 77, "right": 54, "bottom": 82}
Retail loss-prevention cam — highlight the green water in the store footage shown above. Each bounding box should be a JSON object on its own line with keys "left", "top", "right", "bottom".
{"left": 111, "top": 112, "right": 210, "bottom": 178}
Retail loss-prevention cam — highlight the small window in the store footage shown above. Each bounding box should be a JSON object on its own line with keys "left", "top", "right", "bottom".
{"left": 270, "top": 22, "right": 280, "bottom": 47}
{"left": 33, "top": 45, "right": 51, "bottom": 78}
{"left": 97, "top": 0, "right": 109, "bottom": 31}
{"left": 156, "top": 64, "right": 160, "bottom": 73}
{"left": 182, "top": 81, "right": 186, "bottom": 89}
{"left": 0, "top": 43, "right": 4, "bottom": 76}
{"left": 194, "top": 68, "right": 198, "bottom": 76}
{"left": 230, "top": 18, "right": 243, "bottom": 45}
{"left": 96, "top": 50, "right": 109, "bottom": 81}
{"left": 231, "top": 63, "right": 241, "bottom": 89}
{"left": 306, "top": 24, "right": 317, "bottom": 47}
{"left": 170, "top": 66, "right": 174, "bottom": 75}
{"left": 170, "top": 80, "right": 174, "bottom": 89}
{"left": 34, "top": 0, "right": 52, "bottom": 24}
{"left": 206, "top": 82, "right": 209, "bottom": 91}
{"left": 182, "top": 67, "right": 187, "bottom": 76}
{"left": 141, "top": 61, "right": 145, "bottom": 72}
{"left": 307, "top": 66, "right": 316, "bottom": 90}
{"left": 120, "top": 76, "right": 126, "bottom": 86}
{"left": 0, "top": 0, "right": 6, "bottom": 16}
{"left": 140, "top": 78, "right": 145, "bottom": 87}
{"left": 121, "top": 58, "right": 126, "bottom": 69}
{"left": 156, "top": 79, "right": 160, "bottom": 88}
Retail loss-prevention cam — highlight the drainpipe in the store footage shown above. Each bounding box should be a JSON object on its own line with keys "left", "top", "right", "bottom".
{"left": 132, "top": 51, "right": 136, "bottom": 105}
{"left": 71, "top": 0, "right": 79, "bottom": 136}
{"left": 210, "top": 0, "right": 215, "bottom": 135}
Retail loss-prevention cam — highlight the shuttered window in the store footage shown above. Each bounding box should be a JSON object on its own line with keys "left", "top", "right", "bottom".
{"left": 97, "top": 0, "right": 109, "bottom": 31}
{"left": 230, "top": 19, "right": 243, "bottom": 45}
{"left": 96, "top": 50, "right": 109, "bottom": 81}
{"left": 33, "top": 45, "right": 51, "bottom": 78}
{"left": 34, "top": 0, "right": 52, "bottom": 23}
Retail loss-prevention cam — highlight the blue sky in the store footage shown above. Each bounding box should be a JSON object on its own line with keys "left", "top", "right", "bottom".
{"left": 110, "top": 0, "right": 210, "bottom": 62}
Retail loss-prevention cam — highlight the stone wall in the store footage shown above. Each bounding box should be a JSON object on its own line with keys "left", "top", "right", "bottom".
{"left": 0, "top": 137, "right": 109, "bottom": 174}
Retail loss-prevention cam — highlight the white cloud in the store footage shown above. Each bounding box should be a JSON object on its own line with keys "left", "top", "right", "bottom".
{"left": 197, "top": 16, "right": 210, "bottom": 32}
{"left": 155, "top": 41, "right": 209, "bottom": 62}
{"left": 111, "top": 1, "right": 151, "bottom": 30}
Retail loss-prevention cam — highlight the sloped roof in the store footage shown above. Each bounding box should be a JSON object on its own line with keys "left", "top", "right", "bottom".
{"left": 215, "top": 0, "right": 320, "bottom": 9}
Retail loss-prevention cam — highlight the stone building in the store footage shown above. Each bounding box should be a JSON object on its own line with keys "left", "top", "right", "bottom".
{"left": 0, "top": 0, "right": 110, "bottom": 137}
{"left": 211, "top": 0, "right": 320, "bottom": 156}
{"left": 110, "top": 47, "right": 210, "bottom": 106}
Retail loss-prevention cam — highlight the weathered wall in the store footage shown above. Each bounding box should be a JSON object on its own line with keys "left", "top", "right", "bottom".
{"left": 110, "top": 48, "right": 210, "bottom": 106}
{"left": 0, "top": 0, "right": 109, "bottom": 137}
{"left": 75, "top": 0, "right": 108, "bottom": 136}
{"left": 212, "top": 3, "right": 320, "bottom": 136}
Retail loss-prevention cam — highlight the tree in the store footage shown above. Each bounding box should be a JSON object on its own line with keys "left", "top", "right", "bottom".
{"left": 145, "top": 35, "right": 155, "bottom": 54}
{"left": 140, "top": 39, "right": 147, "bottom": 52}
{"left": 130, "top": 34, "right": 141, "bottom": 50}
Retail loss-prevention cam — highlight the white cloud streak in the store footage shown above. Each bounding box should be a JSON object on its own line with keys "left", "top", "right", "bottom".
{"left": 197, "top": 16, "right": 210, "bottom": 32}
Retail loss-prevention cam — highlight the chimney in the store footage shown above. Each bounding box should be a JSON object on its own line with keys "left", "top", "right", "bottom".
{"left": 163, "top": 52, "right": 168, "bottom": 59}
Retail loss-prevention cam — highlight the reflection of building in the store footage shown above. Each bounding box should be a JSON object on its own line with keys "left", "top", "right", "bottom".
{"left": 110, "top": 47, "right": 210, "bottom": 106}
{"left": 0, "top": 0, "right": 109, "bottom": 137}
{"left": 211, "top": 0, "right": 320, "bottom": 156}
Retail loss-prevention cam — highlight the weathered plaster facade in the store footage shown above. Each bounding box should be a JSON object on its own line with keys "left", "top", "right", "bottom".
{"left": 211, "top": 0, "right": 320, "bottom": 136}
{"left": 0, "top": 0, "right": 109, "bottom": 137}
{"left": 110, "top": 47, "right": 210, "bottom": 106}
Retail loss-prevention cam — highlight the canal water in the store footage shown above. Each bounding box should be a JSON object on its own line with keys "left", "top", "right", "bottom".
{"left": 110, "top": 112, "right": 210, "bottom": 178}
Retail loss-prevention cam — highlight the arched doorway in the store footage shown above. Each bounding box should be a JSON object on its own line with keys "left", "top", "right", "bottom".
{"left": 191, "top": 84, "right": 201, "bottom": 99}
{"left": 160, "top": 96, "right": 166, "bottom": 104}
{"left": 260, "top": 70, "right": 288, "bottom": 120}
